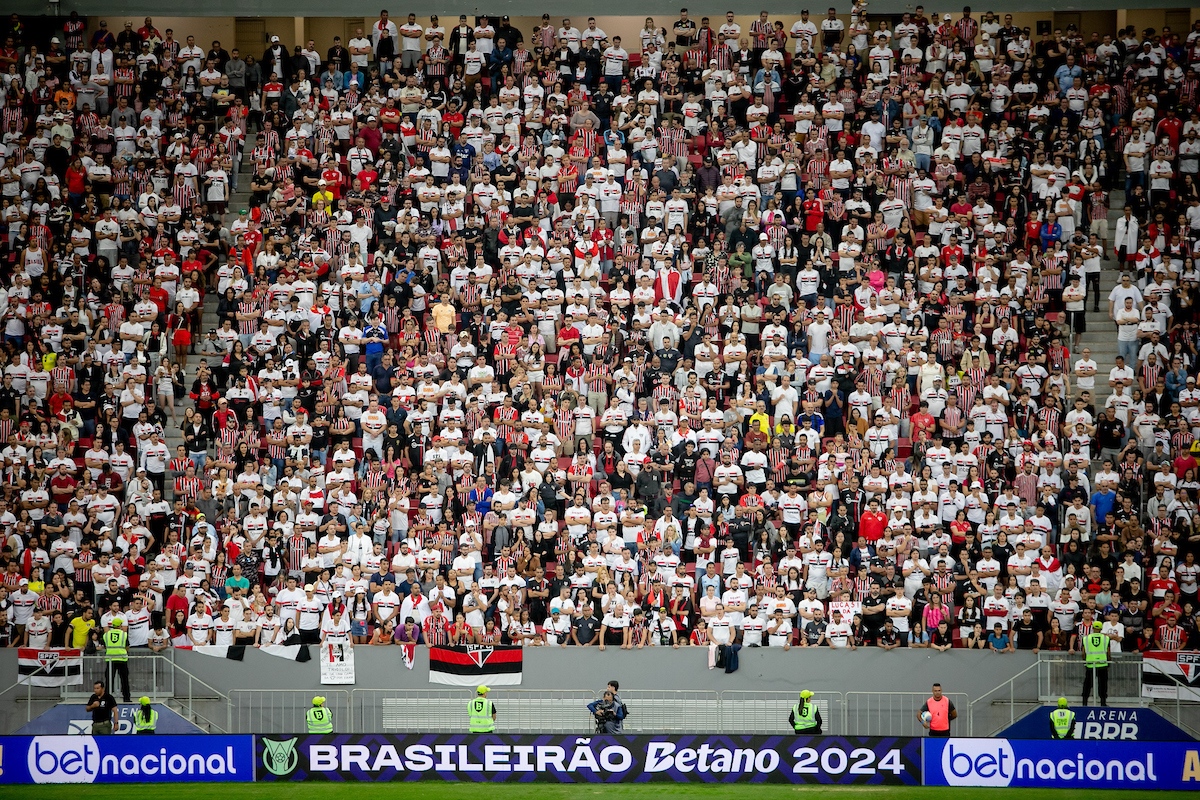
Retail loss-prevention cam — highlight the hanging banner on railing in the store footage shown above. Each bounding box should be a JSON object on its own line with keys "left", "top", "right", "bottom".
{"left": 17, "top": 648, "right": 83, "bottom": 686}
{"left": 320, "top": 644, "right": 356, "bottom": 685}
{"left": 1142, "top": 651, "right": 1200, "bottom": 702}
{"left": 255, "top": 734, "right": 921, "bottom": 784}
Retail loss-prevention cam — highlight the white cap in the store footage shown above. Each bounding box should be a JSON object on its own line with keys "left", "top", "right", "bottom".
{"left": 271, "top": 35, "right": 280, "bottom": 43}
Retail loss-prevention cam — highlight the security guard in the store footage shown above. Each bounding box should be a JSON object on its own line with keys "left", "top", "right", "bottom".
{"left": 306, "top": 696, "right": 334, "bottom": 733}
{"left": 468, "top": 685, "right": 497, "bottom": 733}
{"left": 1049, "top": 697, "right": 1076, "bottom": 739}
{"left": 134, "top": 697, "right": 159, "bottom": 734}
{"left": 789, "top": 690, "right": 823, "bottom": 734}
{"left": 103, "top": 618, "right": 132, "bottom": 703}
{"left": 1081, "top": 620, "right": 1110, "bottom": 707}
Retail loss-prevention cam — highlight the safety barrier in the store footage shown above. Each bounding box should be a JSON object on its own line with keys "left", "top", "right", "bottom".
{"left": 238, "top": 688, "right": 858, "bottom": 735}
{"left": 37, "top": 651, "right": 1189, "bottom": 739}
{"left": 229, "top": 688, "right": 351, "bottom": 734}
{"left": 844, "top": 691, "right": 971, "bottom": 738}
{"left": 1038, "top": 653, "right": 1144, "bottom": 702}
{"left": 61, "top": 653, "right": 175, "bottom": 701}
{"left": 717, "top": 690, "right": 844, "bottom": 735}
{"left": 617, "top": 689, "right": 720, "bottom": 733}
{"left": 352, "top": 688, "right": 595, "bottom": 734}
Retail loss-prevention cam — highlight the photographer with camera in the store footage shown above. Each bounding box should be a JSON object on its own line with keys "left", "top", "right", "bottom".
{"left": 587, "top": 688, "right": 625, "bottom": 734}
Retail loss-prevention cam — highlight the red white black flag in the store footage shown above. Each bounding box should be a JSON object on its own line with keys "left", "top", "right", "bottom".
{"left": 17, "top": 648, "right": 83, "bottom": 686}
{"left": 428, "top": 645, "right": 523, "bottom": 686}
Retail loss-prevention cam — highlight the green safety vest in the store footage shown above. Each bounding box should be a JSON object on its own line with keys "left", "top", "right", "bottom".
{"left": 306, "top": 706, "right": 333, "bottom": 734}
{"left": 791, "top": 702, "right": 818, "bottom": 732}
{"left": 134, "top": 708, "right": 159, "bottom": 733}
{"left": 468, "top": 697, "right": 495, "bottom": 732}
{"left": 1083, "top": 633, "right": 1109, "bottom": 668}
{"left": 1050, "top": 708, "right": 1075, "bottom": 738}
{"left": 103, "top": 629, "right": 128, "bottom": 662}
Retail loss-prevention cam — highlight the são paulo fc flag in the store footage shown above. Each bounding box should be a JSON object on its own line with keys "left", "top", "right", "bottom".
{"left": 18, "top": 648, "right": 83, "bottom": 686}
{"left": 1143, "top": 650, "right": 1200, "bottom": 701}
{"left": 428, "top": 645, "right": 523, "bottom": 686}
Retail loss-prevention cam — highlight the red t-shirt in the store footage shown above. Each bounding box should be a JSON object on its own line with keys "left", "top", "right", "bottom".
{"left": 859, "top": 510, "right": 887, "bottom": 542}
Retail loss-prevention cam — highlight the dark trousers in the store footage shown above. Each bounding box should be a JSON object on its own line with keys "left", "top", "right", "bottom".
{"left": 1086, "top": 272, "right": 1101, "bottom": 309}
{"left": 108, "top": 660, "right": 131, "bottom": 702}
{"left": 1082, "top": 665, "right": 1109, "bottom": 706}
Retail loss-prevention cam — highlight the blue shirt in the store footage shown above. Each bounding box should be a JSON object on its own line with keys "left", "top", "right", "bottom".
{"left": 699, "top": 572, "right": 723, "bottom": 596}
{"left": 362, "top": 324, "right": 388, "bottom": 354}
{"left": 1090, "top": 490, "right": 1115, "bottom": 525}
{"left": 1054, "top": 64, "right": 1082, "bottom": 93}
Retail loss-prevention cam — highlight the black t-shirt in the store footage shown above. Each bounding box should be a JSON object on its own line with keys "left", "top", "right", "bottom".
{"left": 1013, "top": 619, "right": 1040, "bottom": 650}
{"left": 861, "top": 597, "right": 886, "bottom": 630}
{"left": 673, "top": 19, "right": 696, "bottom": 46}
{"left": 88, "top": 691, "right": 118, "bottom": 722}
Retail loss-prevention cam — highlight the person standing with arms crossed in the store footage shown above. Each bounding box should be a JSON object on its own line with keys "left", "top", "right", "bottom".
{"left": 918, "top": 683, "right": 957, "bottom": 737}
{"left": 1081, "top": 619, "right": 1111, "bottom": 706}
{"left": 468, "top": 685, "right": 497, "bottom": 732}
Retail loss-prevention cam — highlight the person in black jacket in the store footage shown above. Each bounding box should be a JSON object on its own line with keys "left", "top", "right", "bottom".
{"left": 496, "top": 16, "right": 522, "bottom": 48}
{"left": 447, "top": 17, "right": 475, "bottom": 66}
{"left": 262, "top": 35, "right": 290, "bottom": 81}
{"left": 326, "top": 37, "right": 349, "bottom": 72}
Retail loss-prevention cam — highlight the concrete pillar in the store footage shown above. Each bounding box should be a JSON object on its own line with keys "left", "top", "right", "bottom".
{"left": 294, "top": 17, "right": 306, "bottom": 49}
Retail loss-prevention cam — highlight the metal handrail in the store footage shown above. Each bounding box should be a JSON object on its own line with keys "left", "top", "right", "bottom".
{"left": 1140, "top": 656, "right": 1200, "bottom": 739}
{"left": 967, "top": 660, "right": 1041, "bottom": 737}
{"left": 3, "top": 660, "right": 63, "bottom": 723}
{"left": 1035, "top": 652, "right": 1145, "bottom": 703}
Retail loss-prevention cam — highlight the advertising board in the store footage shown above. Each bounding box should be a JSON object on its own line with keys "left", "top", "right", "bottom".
{"left": 257, "top": 734, "right": 921, "bottom": 784}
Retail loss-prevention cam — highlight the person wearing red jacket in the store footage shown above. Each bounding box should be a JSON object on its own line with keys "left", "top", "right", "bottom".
{"left": 858, "top": 497, "right": 888, "bottom": 542}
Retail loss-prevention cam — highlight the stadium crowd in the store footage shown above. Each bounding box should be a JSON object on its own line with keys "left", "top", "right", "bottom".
{"left": 0, "top": 4, "right": 1198, "bottom": 663}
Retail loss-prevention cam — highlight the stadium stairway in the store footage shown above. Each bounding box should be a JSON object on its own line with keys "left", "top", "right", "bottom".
{"left": 1074, "top": 195, "right": 1129, "bottom": 410}
{"left": 159, "top": 160, "right": 255, "bottom": 469}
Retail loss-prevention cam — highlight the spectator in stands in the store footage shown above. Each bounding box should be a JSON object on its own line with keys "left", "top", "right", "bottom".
{"left": 0, "top": 6, "right": 1194, "bottom": 674}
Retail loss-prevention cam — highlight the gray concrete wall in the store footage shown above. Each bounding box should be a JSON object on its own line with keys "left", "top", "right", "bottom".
{"left": 0, "top": 645, "right": 1040, "bottom": 697}
{"left": 163, "top": 646, "right": 1039, "bottom": 696}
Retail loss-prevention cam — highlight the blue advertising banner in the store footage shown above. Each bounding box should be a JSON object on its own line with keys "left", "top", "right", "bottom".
{"left": 998, "top": 706, "right": 1194, "bottom": 742}
{"left": 0, "top": 735, "right": 255, "bottom": 784}
{"left": 256, "top": 734, "right": 921, "bottom": 784}
{"left": 15, "top": 704, "right": 205, "bottom": 736}
{"left": 924, "top": 737, "right": 1200, "bottom": 790}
